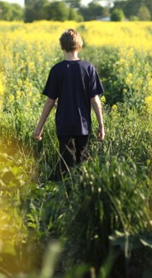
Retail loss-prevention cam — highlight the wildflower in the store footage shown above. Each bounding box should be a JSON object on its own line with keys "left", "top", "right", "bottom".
{"left": 8, "top": 94, "right": 15, "bottom": 102}
{"left": 123, "top": 88, "right": 127, "bottom": 94}
{"left": 148, "top": 80, "right": 152, "bottom": 88}
{"left": 111, "top": 104, "right": 117, "bottom": 111}
{"left": 119, "top": 58, "right": 125, "bottom": 65}
{"left": 101, "top": 96, "right": 106, "bottom": 105}
{"left": 16, "top": 90, "right": 23, "bottom": 100}
{"left": 145, "top": 96, "right": 152, "bottom": 115}
{"left": 126, "top": 73, "right": 133, "bottom": 85}
{"left": 17, "top": 79, "right": 22, "bottom": 86}
{"left": 28, "top": 91, "right": 33, "bottom": 97}
{"left": 25, "top": 102, "right": 31, "bottom": 107}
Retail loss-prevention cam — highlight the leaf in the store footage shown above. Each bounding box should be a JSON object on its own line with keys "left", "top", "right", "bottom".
{"left": 40, "top": 241, "right": 62, "bottom": 278}
{"left": 11, "top": 166, "right": 22, "bottom": 176}
{"left": 1, "top": 170, "right": 14, "bottom": 184}
{"left": 140, "top": 238, "right": 152, "bottom": 249}
{"left": 65, "top": 264, "right": 89, "bottom": 278}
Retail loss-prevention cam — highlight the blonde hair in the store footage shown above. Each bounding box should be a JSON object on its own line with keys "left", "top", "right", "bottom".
{"left": 59, "top": 29, "right": 83, "bottom": 52}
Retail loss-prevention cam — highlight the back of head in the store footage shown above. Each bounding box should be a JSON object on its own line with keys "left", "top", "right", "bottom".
{"left": 59, "top": 29, "right": 83, "bottom": 52}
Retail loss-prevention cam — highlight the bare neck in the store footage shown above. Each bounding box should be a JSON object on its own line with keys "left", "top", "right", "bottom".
{"left": 64, "top": 50, "right": 79, "bottom": 61}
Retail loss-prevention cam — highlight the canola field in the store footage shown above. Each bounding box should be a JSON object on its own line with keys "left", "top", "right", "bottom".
{"left": 1, "top": 20, "right": 152, "bottom": 121}
{"left": 0, "top": 21, "right": 152, "bottom": 278}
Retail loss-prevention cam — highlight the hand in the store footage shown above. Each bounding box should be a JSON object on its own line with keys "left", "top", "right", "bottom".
{"left": 33, "top": 127, "right": 43, "bottom": 141}
{"left": 97, "top": 125, "right": 105, "bottom": 141}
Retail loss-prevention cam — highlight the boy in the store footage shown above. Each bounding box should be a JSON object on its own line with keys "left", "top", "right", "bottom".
{"left": 34, "top": 29, "right": 105, "bottom": 175}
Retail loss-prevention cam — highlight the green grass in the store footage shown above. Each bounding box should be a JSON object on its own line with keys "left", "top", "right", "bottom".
{"left": 0, "top": 45, "right": 152, "bottom": 278}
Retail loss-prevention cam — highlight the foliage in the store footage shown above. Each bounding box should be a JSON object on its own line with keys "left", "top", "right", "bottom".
{"left": 24, "top": 0, "right": 50, "bottom": 22}
{"left": 47, "top": 1, "right": 83, "bottom": 22}
{"left": 0, "top": 139, "right": 40, "bottom": 276}
{"left": 114, "top": 0, "right": 152, "bottom": 20}
{"left": 24, "top": 0, "right": 83, "bottom": 22}
{"left": 81, "top": 45, "right": 152, "bottom": 109}
{"left": 64, "top": 0, "right": 82, "bottom": 9}
{"left": 47, "top": 1, "right": 69, "bottom": 22}
{"left": 0, "top": 1, "right": 24, "bottom": 21}
{"left": 61, "top": 156, "right": 151, "bottom": 269}
{"left": 79, "top": 1, "right": 108, "bottom": 21}
{"left": 129, "top": 15, "right": 139, "bottom": 21}
{"left": 0, "top": 0, "right": 152, "bottom": 22}
{"left": 137, "top": 3, "right": 151, "bottom": 21}
{"left": 0, "top": 20, "right": 152, "bottom": 278}
{"left": 110, "top": 8, "right": 125, "bottom": 21}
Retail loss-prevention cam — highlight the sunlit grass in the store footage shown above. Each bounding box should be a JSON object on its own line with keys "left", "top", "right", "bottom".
{"left": 0, "top": 20, "right": 152, "bottom": 277}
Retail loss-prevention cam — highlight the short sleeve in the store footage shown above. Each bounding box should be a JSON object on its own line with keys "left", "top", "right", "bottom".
{"left": 89, "top": 66, "right": 104, "bottom": 98}
{"left": 42, "top": 66, "right": 58, "bottom": 99}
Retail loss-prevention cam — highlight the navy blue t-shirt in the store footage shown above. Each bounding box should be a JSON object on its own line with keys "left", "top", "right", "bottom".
{"left": 43, "top": 60, "right": 104, "bottom": 136}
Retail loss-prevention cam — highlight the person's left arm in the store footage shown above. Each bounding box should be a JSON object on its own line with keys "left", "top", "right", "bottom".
{"left": 89, "top": 65, "right": 105, "bottom": 141}
{"left": 91, "top": 95, "right": 105, "bottom": 141}
{"left": 33, "top": 97, "right": 55, "bottom": 140}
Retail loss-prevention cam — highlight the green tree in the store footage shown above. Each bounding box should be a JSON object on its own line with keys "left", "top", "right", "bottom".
{"left": 25, "top": 0, "right": 49, "bottom": 22}
{"left": 47, "top": 1, "right": 69, "bottom": 21}
{"left": 137, "top": 3, "right": 151, "bottom": 21}
{"left": 114, "top": 0, "right": 152, "bottom": 20}
{"left": 68, "top": 7, "right": 83, "bottom": 21}
{"left": 64, "top": 0, "right": 82, "bottom": 8}
{"left": 113, "top": 0, "right": 128, "bottom": 12}
{"left": 0, "top": 1, "right": 24, "bottom": 21}
{"left": 0, "top": 1, "right": 13, "bottom": 20}
{"left": 111, "top": 8, "right": 125, "bottom": 21}
{"left": 129, "top": 15, "right": 139, "bottom": 21}
{"left": 124, "top": 0, "right": 143, "bottom": 19}
{"left": 10, "top": 4, "right": 24, "bottom": 21}
{"left": 79, "top": 1, "right": 109, "bottom": 21}
{"left": 145, "top": 0, "right": 152, "bottom": 18}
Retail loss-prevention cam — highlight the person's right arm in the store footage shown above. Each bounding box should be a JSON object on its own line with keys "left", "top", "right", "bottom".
{"left": 91, "top": 95, "right": 105, "bottom": 141}
{"left": 33, "top": 97, "right": 55, "bottom": 140}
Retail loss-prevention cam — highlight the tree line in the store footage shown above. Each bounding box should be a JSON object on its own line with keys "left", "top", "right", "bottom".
{"left": 0, "top": 0, "right": 152, "bottom": 22}
{"left": 113, "top": 0, "right": 152, "bottom": 21}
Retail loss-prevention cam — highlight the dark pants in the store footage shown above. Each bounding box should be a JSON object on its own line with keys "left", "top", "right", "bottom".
{"left": 57, "top": 135, "right": 90, "bottom": 174}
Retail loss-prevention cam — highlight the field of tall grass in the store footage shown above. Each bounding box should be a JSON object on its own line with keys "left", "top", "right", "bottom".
{"left": 0, "top": 21, "right": 152, "bottom": 278}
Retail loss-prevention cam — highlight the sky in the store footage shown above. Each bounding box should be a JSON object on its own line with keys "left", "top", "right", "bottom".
{"left": 4, "top": 0, "right": 107, "bottom": 7}
{"left": 4, "top": 0, "right": 90, "bottom": 6}
{"left": 3, "top": 0, "right": 24, "bottom": 6}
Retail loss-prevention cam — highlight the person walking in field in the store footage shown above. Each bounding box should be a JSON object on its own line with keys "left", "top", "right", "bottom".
{"left": 34, "top": 29, "right": 105, "bottom": 176}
